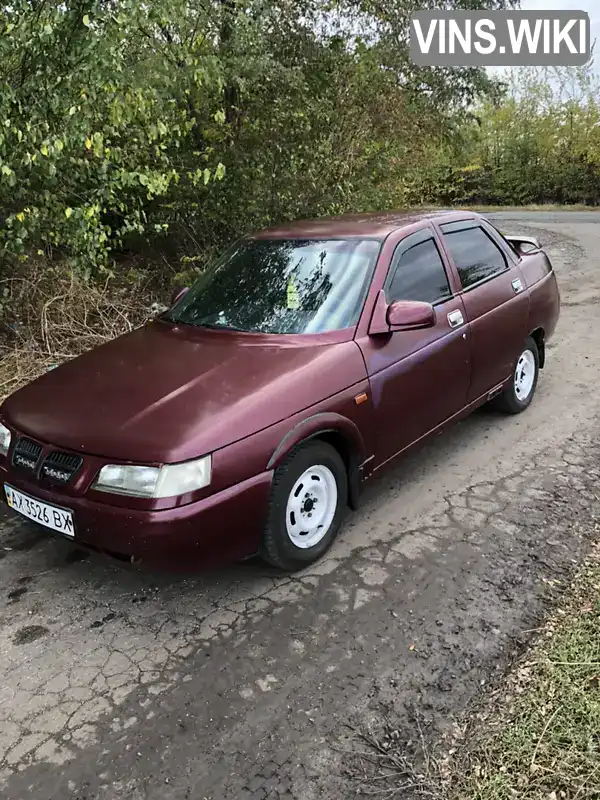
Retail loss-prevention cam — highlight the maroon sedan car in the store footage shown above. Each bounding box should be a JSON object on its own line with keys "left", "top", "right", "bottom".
{"left": 0, "top": 211, "right": 560, "bottom": 571}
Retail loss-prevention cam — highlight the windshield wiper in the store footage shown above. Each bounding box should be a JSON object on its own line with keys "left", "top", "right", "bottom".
{"left": 197, "top": 321, "right": 246, "bottom": 332}
{"left": 162, "top": 310, "right": 248, "bottom": 331}
{"left": 161, "top": 314, "right": 245, "bottom": 332}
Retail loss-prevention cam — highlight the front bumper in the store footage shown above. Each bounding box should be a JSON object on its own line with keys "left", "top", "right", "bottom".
{"left": 0, "top": 465, "right": 273, "bottom": 569}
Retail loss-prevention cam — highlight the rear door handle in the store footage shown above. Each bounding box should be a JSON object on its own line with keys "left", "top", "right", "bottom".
{"left": 512, "top": 278, "right": 523, "bottom": 293}
{"left": 447, "top": 309, "right": 464, "bottom": 328}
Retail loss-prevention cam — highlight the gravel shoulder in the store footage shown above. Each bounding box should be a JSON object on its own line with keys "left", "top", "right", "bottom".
{"left": 1, "top": 213, "right": 600, "bottom": 799}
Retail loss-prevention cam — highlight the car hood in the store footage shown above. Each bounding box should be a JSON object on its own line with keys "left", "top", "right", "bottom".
{"left": 1, "top": 322, "right": 365, "bottom": 462}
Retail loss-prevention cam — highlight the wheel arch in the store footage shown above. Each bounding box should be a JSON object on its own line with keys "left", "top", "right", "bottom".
{"left": 267, "top": 413, "right": 366, "bottom": 511}
{"left": 529, "top": 327, "right": 545, "bottom": 368}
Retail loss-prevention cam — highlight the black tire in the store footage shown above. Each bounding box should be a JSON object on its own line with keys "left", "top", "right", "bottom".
{"left": 260, "top": 440, "right": 348, "bottom": 571}
{"left": 492, "top": 336, "right": 540, "bottom": 414}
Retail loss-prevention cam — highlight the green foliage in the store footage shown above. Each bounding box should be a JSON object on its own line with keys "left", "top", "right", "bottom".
{"left": 0, "top": 1, "right": 226, "bottom": 274}
{"left": 419, "top": 66, "right": 600, "bottom": 208}
{"left": 1, "top": 0, "right": 557, "bottom": 288}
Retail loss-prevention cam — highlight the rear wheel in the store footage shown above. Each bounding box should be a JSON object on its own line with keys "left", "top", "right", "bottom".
{"left": 492, "top": 336, "right": 540, "bottom": 414}
{"left": 260, "top": 441, "right": 348, "bottom": 571}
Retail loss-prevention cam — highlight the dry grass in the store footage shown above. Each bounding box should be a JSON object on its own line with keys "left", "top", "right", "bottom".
{"left": 448, "top": 540, "right": 600, "bottom": 800}
{"left": 415, "top": 203, "right": 600, "bottom": 214}
{"left": 342, "top": 713, "right": 447, "bottom": 799}
{"left": 0, "top": 262, "right": 161, "bottom": 400}
{"left": 454, "top": 203, "right": 600, "bottom": 213}
{"left": 346, "top": 539, "right": 600, "bottom": 800}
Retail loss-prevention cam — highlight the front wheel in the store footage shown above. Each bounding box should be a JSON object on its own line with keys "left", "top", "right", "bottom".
{"left": 492, "top": 336, "right": 540, "bottom": 414}
{"left": 260, "top": 441, "right": 348, "bottom": 571}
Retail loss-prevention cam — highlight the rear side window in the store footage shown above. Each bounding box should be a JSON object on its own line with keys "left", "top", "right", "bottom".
{"left": 442, "top": 226, "right": 507, "bottom": 289}
{"left": 487, "top": 222, "right": 520, "bottom": 258}
{"left": 388, "top": 238, "right": 452, "bottom": 305}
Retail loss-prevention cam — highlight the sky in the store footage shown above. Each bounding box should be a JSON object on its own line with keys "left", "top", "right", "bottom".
{"left": 485, "top": 0, "right": 599, "bottom": 83}
{"left": 520, "top": 0, "right": 599, "bottom": 69}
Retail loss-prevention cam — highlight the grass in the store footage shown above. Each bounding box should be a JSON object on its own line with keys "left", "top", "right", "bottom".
{"left": 346, "top": 544, "right": 600, "bottom": 800}
{"left": 450, "top": 543, "right": 600, "bottom": 800}
{"left": 0, "top": 262, "right": 159, "bottom": 400}
{"left": 416, "top": 203, "right": 600, "bottom": 213}
{"left": 455, "top": 203, "right": 600, "bottom": 213}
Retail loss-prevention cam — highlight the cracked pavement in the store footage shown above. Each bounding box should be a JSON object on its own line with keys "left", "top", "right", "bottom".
{"left": 1, "top": 212, "right": 600, "bottom": 799}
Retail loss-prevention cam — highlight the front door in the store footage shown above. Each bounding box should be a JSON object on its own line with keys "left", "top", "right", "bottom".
{"left": 357, "top": 228, "right": 471, "bottom": 469}
{"left": 437, "top": 220, "right": 529, "bottom": 403}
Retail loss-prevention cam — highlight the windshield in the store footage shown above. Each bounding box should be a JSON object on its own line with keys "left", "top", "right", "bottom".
{"left": 165, "top": 238, "right": 381, "bottom": 335}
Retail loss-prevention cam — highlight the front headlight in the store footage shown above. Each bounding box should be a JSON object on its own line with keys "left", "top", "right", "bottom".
{"left": 0, "top": 423, "right": 12, "bottom": 457}
{"left": 94, "top": 455, "right": 212, "bottom": 499}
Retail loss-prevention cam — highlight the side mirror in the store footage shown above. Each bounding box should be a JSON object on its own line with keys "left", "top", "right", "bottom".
{"left": 505, "top": 235, "right": 541, "bottom": 255}
{"left": 386, "top": 300, "right": 436, "bottom": 331}
{"left": 170, "top": 285, "right": 189, "bottom": 306}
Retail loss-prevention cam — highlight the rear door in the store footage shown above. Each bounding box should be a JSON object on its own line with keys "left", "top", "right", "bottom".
{"left": 437, "top": 219, "right": 529, "bottom": 403}
{"left": 357, "top": 227, "right": 471, "bottom": 468}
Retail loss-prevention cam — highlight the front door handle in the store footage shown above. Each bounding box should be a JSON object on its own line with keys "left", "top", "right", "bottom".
{"left": 512, "top": 278, "right": 523, "bottom": 293}
{"left": 447, "top": 309, "right": 464, "bottom": 328}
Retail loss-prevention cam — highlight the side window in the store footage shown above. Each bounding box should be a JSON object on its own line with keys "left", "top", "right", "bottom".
{"left": 387, "top": 238, "right": 452, "bottom": 305}
{"left": 486, "top": 222, "right": 520, "bottom": 259}
{"left": 442, "top": 226, "right": 508, "bottom": 289}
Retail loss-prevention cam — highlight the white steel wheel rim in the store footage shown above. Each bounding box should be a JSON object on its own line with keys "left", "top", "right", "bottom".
{"left": 285, "top": 464, "right": 338, "bottom": 549}
{"left": 514, "top": 349, "right": 536, "bottom": 402}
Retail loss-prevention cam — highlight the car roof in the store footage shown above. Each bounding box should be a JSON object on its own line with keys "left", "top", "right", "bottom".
{"left": 249, "top": 209, "right": 481, "bottom": 240}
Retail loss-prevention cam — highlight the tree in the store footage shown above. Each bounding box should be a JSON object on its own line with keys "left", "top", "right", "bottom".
{"left": 0, "top": 0, "right": 518, "bottom": 280}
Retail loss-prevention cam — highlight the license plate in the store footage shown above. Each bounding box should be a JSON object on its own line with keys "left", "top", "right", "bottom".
{"left": 4, "top": 484, "right": 74, "bottom": 538}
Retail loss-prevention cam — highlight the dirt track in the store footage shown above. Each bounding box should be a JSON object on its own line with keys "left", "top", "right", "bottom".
{"left": 1, "top": 212, "right": 600, "bottom": 800}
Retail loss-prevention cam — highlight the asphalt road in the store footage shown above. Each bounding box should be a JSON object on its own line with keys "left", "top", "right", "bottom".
{"left": 1, "top": 212, "right": 600, "bottom": 800}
